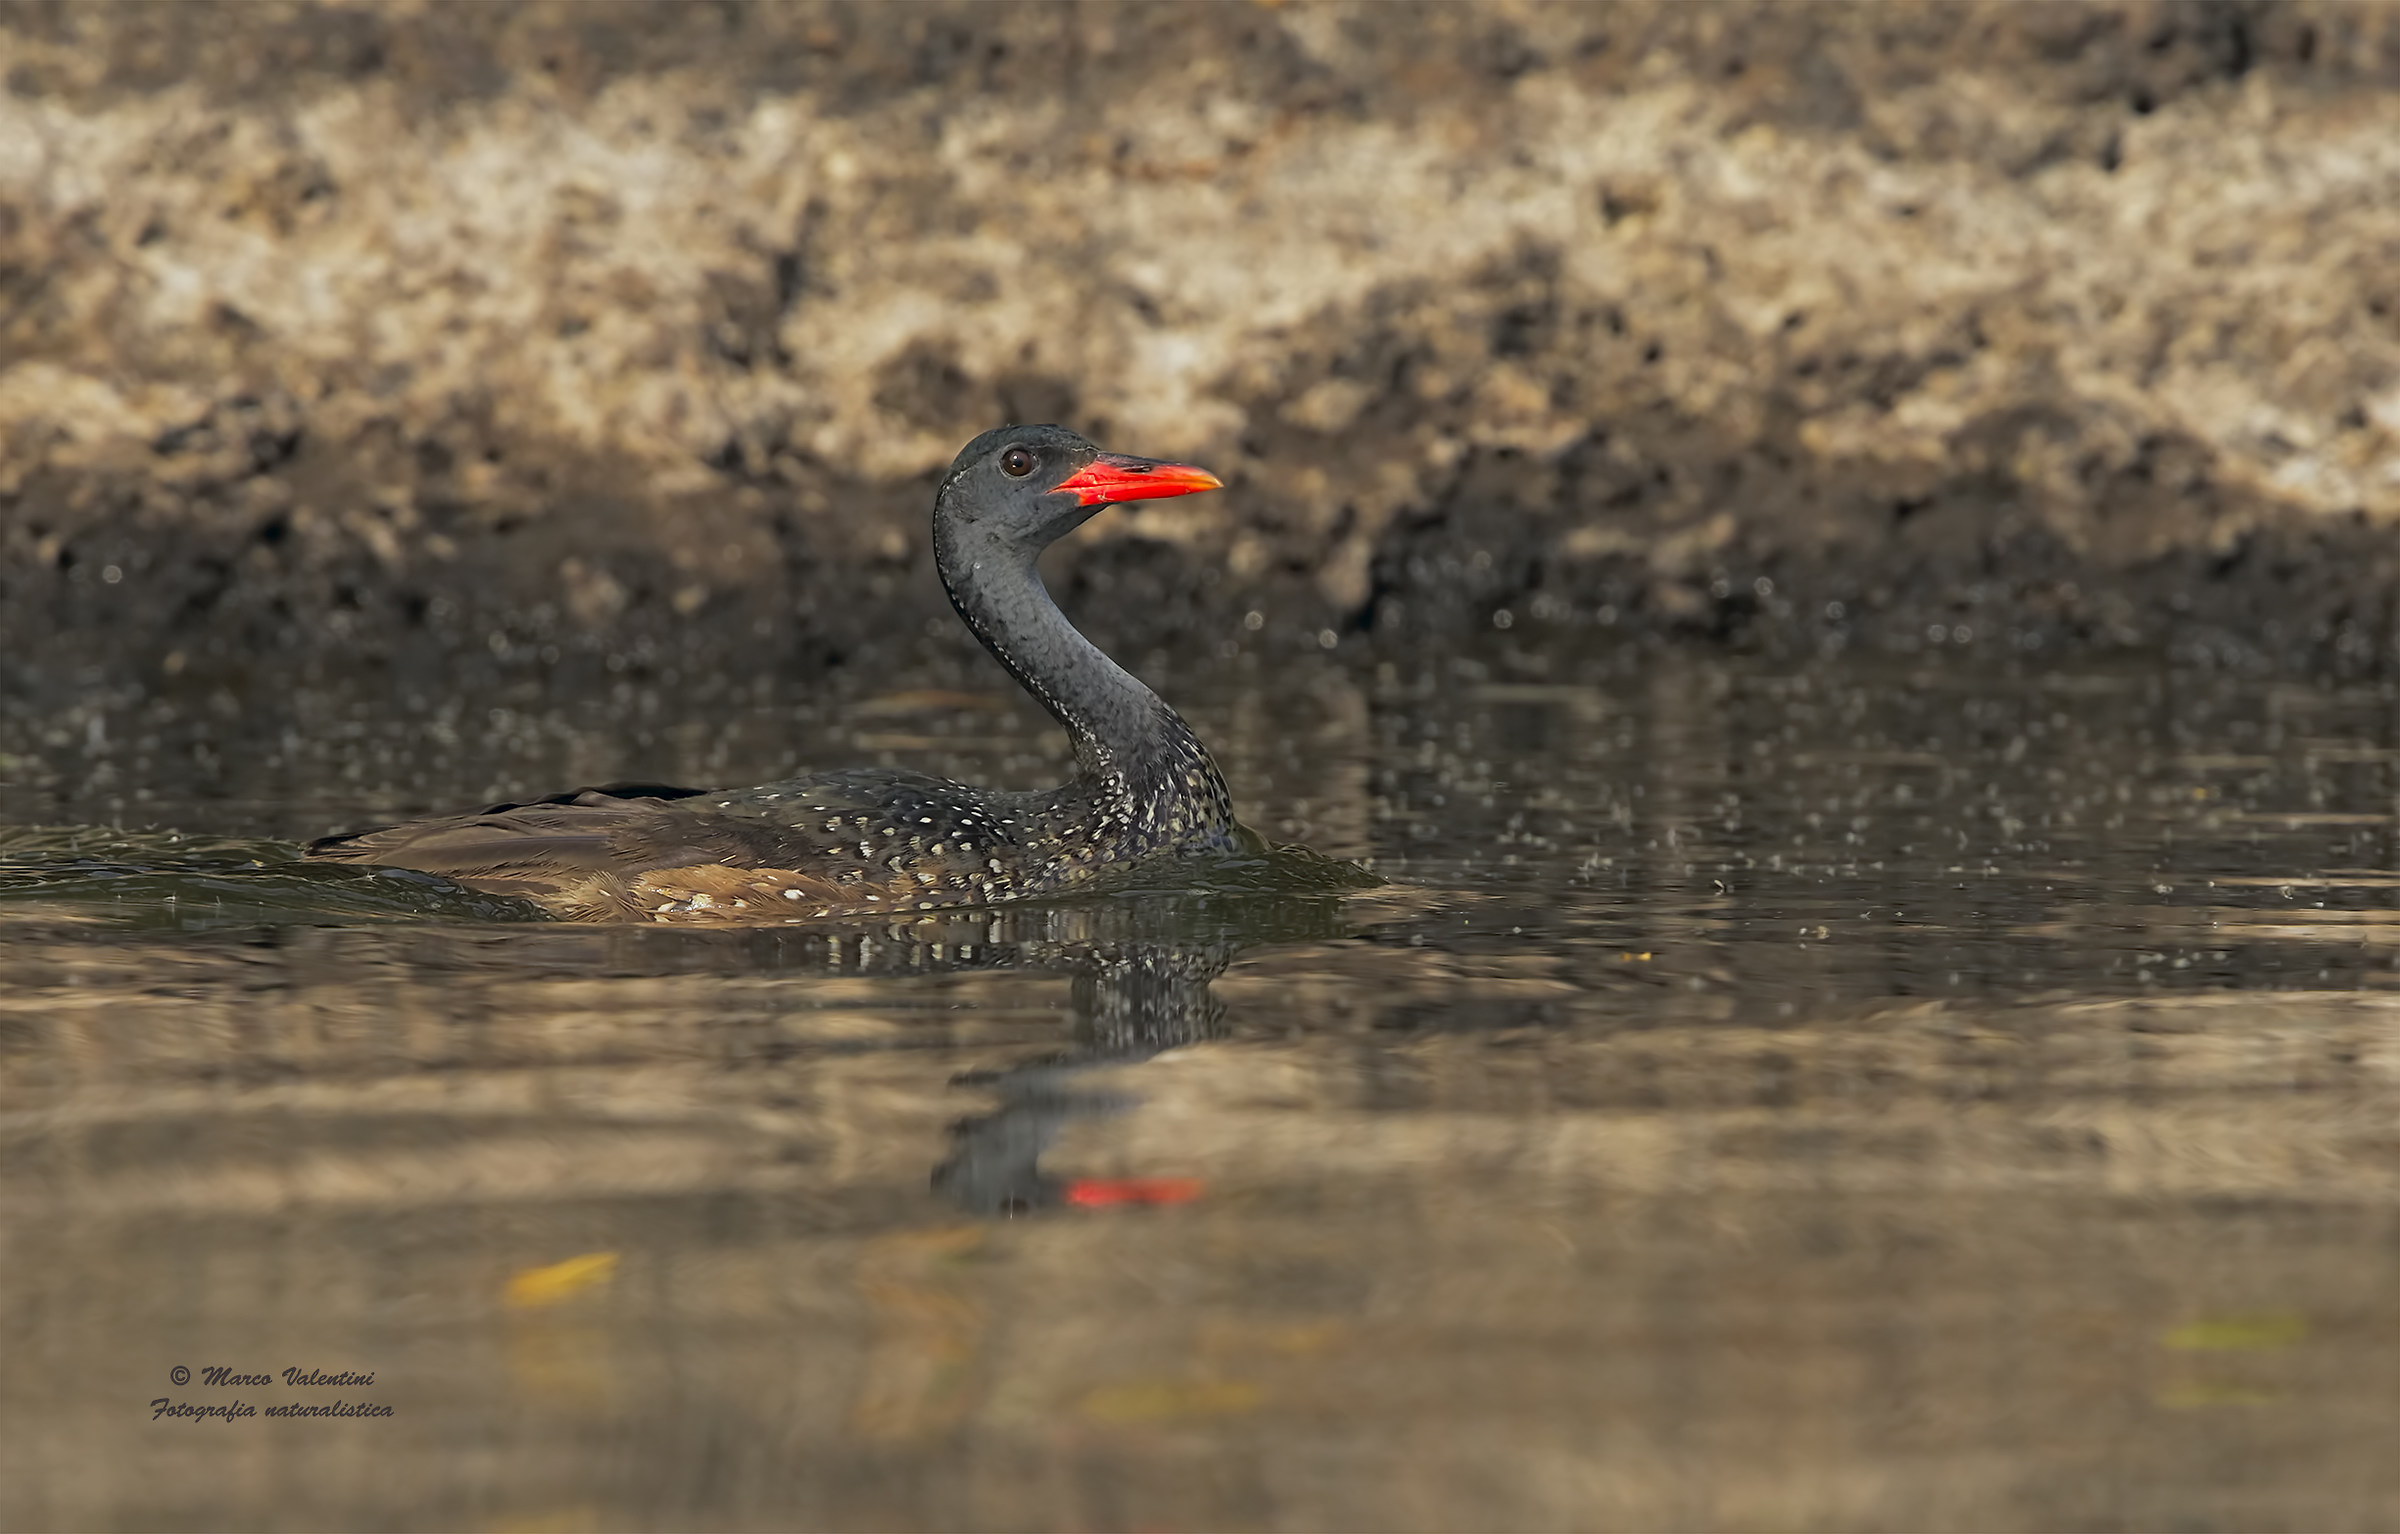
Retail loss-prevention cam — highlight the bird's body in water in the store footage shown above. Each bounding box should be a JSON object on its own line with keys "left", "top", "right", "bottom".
{"left": 309, "top": 425, "right": 1266, "bottom": 922}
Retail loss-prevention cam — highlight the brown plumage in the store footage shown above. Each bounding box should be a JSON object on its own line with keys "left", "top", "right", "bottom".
{"left": 312, "top": 783, "right": 911, "bottom": 922}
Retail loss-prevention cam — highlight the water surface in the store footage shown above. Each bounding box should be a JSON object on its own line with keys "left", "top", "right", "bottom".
{"left": 6, "top": 641, "right": 2400, "bottom": 1530}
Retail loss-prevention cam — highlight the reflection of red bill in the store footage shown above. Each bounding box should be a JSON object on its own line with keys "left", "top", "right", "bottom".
{"left": 1064, "top": 1177, "right": 1207, "bottom": 1208}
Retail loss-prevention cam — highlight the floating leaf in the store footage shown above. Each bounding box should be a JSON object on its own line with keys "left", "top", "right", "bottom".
{"left": 505, "top": 1252, "right": 620, "bottom": 1309}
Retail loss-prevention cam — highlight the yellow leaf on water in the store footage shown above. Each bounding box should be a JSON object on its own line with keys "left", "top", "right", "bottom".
{"left": 1078, "top": 1378, "right": 1265, "bottom": 1424}
{"left": 2161, "top": 1312, "right": 2308, "bottom": 1352}
{"left": 505, "top": 1252, "right": 620, "bottom": 1309}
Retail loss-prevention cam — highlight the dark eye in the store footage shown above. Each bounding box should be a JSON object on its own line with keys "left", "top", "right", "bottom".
{"left": 1000, "top": 446, "right": 1033, "bottom": 478}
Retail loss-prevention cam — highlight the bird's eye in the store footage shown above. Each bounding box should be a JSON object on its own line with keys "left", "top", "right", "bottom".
{"left": 1000, "top": 446, "right": 1034, "bottom": 478}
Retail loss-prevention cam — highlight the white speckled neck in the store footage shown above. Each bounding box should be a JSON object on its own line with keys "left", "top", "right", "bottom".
{"left": 937, "top": 531, "right": 1232, "bottom": 847}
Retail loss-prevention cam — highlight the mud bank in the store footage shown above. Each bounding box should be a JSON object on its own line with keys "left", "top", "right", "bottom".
{"left": 4, "top": 1, "right": 2400, "bottom": 699}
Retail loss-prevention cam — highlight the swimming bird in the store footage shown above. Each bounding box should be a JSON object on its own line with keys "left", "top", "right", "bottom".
{"left": 308, "top": 425, "right": 1257, "bottom": 922}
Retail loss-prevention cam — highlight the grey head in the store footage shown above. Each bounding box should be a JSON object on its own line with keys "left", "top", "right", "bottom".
{"left": 933, "top": 424, "right": 1223, "bottom": 566}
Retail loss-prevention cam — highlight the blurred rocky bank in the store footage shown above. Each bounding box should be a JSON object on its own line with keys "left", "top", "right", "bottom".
{"left": 4, "top": 0, "right": 2399, "bottom": 704}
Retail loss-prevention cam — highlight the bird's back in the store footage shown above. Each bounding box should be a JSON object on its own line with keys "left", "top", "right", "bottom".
{"left": 307, "top": 768, "right": 1143, "bottom": 922}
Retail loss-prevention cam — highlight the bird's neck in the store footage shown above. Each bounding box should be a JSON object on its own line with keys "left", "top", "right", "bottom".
{"left": 942, "top": 542, "right": 1230, "bottom": 836}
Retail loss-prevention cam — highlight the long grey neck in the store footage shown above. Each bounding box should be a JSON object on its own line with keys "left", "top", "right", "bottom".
{"left": 942, "top": 541, "right": 1227, "bottom": 829}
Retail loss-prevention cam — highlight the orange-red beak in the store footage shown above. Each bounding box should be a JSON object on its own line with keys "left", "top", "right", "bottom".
{"left": 1052, "top": 453, "right": 1223, "bottom": 507}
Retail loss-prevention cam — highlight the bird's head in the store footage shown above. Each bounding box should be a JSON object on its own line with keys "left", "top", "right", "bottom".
{"left": 935, "top": 424, "right": 1223, "bottom": 556}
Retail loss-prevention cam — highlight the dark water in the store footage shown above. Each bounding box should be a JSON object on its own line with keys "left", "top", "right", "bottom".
{"left": 8, "top": 639, "right": 2400, "bottom": 1530}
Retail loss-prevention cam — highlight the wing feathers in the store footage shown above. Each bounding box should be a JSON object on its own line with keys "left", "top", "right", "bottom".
{"left": 307, "top": 787, "right": 872, "bottom": 917}
{"left": 308, "top": 776, "right": 1011, "bottom": 923}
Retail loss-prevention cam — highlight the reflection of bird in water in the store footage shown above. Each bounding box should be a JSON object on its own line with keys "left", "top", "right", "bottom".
{"left": 309, "top": 425, "right": 1260, "bottom": 922}
{"left": 934, "top": 943, "right": 1232, "bottom": 1217}
{"left": 480, "top": 890, "right": 1359, "bottom": 1217}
